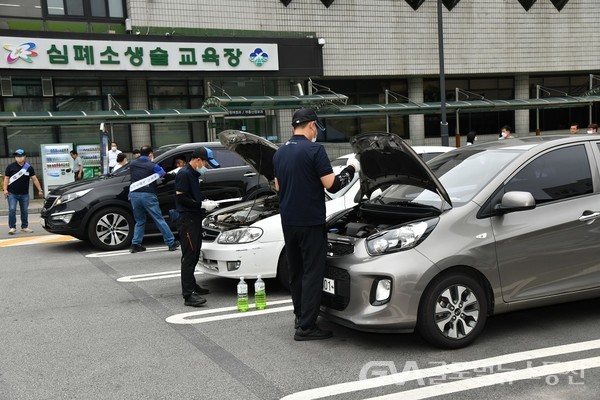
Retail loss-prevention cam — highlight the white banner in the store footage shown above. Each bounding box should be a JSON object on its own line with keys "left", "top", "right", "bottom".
{"left": 0, "top": 36, "right": 278, "bottom": 71}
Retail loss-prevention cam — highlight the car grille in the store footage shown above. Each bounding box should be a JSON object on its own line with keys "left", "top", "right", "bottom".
{"left": 43, "top": 195, "right": 59, "bottom": 210}
{"left": 322, "top": 266, "right": 351, "bottom": 311}
{"left": 202, "top": 227, "right": 220, "bottom": 242}
{"left": 327, "top": 240, "right": 354, "bottom": 257}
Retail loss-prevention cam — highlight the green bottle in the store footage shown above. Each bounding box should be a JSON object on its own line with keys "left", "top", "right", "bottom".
{"left": 254, "top": 275, "right": 267, "bottom": 310}
{"left": 237, "top": 277, "right": 249, "bottom": 312}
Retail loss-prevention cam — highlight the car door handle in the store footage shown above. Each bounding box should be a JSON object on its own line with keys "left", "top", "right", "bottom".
{"left": 244, "top": 172, "right": 257, "bottom": 177}
{"left": 579, "top": 211, "right": 600, "bottom": 222}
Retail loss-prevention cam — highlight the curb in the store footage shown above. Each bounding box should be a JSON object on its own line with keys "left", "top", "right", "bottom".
{"left": 0, "top": 207, "right": 44, "bottom": 217}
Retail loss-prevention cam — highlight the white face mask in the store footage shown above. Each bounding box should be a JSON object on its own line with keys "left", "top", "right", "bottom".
{"left": 587, "top": 130, "right": 594, "bottom": 134}
{"left": 15, "top": 156, "right": 25, "bottom": 163}
{"left": 501, "top": 131, "right": 508, "bottom": 138}
{"left": 311, "top": 124, "right": 318, "bottom": 142}
{"left": 111, "top": 146, "right": 117, "bottom": 152}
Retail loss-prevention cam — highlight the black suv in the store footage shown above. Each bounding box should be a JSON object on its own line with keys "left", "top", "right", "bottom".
{"left": 40, "top": 142, "right": 271, "bottom": 251}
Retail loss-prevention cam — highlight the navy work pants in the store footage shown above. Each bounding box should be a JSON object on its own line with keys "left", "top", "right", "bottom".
{"left": 282, "top": 224, "right": 328, "bottom": 330}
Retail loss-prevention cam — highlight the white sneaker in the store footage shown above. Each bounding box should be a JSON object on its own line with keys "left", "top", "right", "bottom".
{"left": 8, "top": 228, "right": 16, "bottom": 235}
{"left": 21, "top": 228, "right": 34, "bottom": 233}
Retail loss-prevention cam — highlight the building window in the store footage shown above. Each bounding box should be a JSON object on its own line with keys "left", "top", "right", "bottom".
{"left": 0, "top": 0, "right": 43, "bottom": 18}
{"left": 530, "top": 74, "right": 593, "bottom": 133}
{"left": 43, "top": 0, "right": 124, "bottom": 20}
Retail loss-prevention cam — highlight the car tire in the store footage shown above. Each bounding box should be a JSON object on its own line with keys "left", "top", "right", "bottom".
{"left": 417, "top": 272, "right": 488, "bottom": 349}
{"left": 87, "top": 207, "right": 134, "bottom": 251}
{"left": 276, "top": 250, "right": 290, "bottom": 291}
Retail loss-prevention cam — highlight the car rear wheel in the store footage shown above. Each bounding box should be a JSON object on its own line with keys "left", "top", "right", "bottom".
{"left": 87, "top": 207, "right": 134, "bottom": 251}
{"left": 417, "top": 273, "right": 488, "bottom": 349}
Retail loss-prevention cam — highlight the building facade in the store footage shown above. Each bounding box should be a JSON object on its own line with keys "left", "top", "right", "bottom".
{"left": 1, "top": 0, "right": 599, "bottom": 168}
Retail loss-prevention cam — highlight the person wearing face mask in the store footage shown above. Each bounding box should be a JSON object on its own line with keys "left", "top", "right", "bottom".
{"left": 108, "top": 141, "right": 122, "bottom": 172}
{"left": 3, "top": 149, "right": 43, "bottom": 234}
{"left": 174, "top": 146, "right": 220, "bottom": 307}
{"left": 586, "top": 123, "right": 598, "bottom": 134}
{"left": 128, "top": 145, "right": 179, "bottom": 253}
{"left": 499, "top": 125, "right": 513, "bottom": 140}
{"left": 273, "top": 108, "right": 359, "bottom": 341}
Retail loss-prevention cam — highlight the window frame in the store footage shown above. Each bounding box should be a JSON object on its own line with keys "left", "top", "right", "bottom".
{"left": 41, "top": 0, "right": 125, "bottom": 22}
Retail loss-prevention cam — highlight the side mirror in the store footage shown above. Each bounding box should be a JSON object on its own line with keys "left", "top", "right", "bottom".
{"left": 495, "top": 191, "right": 536, "bottom": 214}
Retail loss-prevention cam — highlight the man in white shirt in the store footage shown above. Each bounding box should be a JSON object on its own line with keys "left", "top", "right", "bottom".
{"left": 108, "top": 141, "right": 122, "bottom": 172}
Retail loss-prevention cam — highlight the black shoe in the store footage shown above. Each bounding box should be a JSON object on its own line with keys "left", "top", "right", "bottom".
{"left": 194, "top": 285, "right": 210, "bottom": 295}
{"left": 184, "top": 293, "right": 207, "bottom": 307}
{"left": 130, "top": 244, "right": 146, "bottom": 253}
{"left": 168, "top": 240, "right": 180, "bottom": 251}
{"left": 294, "top": 327, "right": 333, "bottom": 341}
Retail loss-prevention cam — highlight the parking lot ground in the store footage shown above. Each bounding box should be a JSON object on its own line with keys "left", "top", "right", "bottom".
{"left": 1, "top": 231, "right": 600, "bottom": 399}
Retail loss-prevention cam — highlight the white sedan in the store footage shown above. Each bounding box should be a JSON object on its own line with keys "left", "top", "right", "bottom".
{"left": 199, "top": 130, "right": 453, "bottom": 287}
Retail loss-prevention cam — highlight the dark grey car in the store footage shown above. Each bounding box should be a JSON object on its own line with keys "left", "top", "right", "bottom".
{"left": 322, "top": 133, "right": 600, "bottom": 348}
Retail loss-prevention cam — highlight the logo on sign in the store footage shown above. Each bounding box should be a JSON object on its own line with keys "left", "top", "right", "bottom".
{"left": 249, "top": 48, "right": 269, "bottom": 67}
{"left": 3, "top": 42, "right": 38, "bottom": 63}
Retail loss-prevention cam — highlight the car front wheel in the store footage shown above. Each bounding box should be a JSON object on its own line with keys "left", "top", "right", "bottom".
{"left": 417, "top": 272, "right": 488, "bottom": 349}
{"left": 87, "top": 207, "right": 134, "bottom": 251}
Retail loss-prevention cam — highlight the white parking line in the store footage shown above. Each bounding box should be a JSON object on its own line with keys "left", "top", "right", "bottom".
{"left": 86, "top": 247, "right": 169, "bottom": 258}
{"left": 117, "top": 270, "right": 203, "bottom": 282}
{"left": 166, "top": 299, "right": 294, "bottom": 324}
{"left": 365, "top": 356, "right": 600, "bottom": 400}
{"left": 281, "top": 339, "right": 600, "bottom": 400}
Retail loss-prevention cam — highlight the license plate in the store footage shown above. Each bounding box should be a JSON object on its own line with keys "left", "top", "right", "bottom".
{"left": 40, "top": 218, "right": 45, "bottom": 227}
{"left": 323, "top": 277, "right": 335, "bottom": 295}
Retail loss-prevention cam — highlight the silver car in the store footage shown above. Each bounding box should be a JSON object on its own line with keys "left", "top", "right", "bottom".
{"left": 322, "top": 133, "right": 600, "bottom": 348}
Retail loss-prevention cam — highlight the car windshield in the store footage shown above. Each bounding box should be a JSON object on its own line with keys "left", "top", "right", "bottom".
{"left": 374, "top": 147, "right": 524, "bottom": 208}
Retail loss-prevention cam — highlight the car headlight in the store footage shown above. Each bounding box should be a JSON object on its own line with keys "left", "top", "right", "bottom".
{"left": 217, "top": 227, "right": 263, "bottom": 244}
{"left": 366, "top": 218, "right": 438, "bottom": 256}
{"left": 55, "top": 188, "right": 93, "bottom": 205}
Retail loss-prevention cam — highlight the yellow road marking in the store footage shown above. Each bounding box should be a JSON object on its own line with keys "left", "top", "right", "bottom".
{"left": 0, "top": 234, "right": 77, "bottom": 247}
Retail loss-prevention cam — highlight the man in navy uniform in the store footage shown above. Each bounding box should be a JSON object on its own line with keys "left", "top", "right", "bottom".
{"left": 273, "top": 108, "right": 359, "bottom": 341}
{"left": 175, "top": 146, "right": 219, "bottom": 307}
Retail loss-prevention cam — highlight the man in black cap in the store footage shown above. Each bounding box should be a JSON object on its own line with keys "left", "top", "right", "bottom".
{"left": 175, "top": 146, "right": 220, "bottom": 307}
{"left": 128, "top": 145, "right": 179, "bottom": 253}
{"left": 132, "top": 149, "right": 141, "bottom": 159}
{"left": 3, "top": 149, "right": 43, "bottom": 234}
{"left": 273, "top": 108, "right": 359, "bottom": 341}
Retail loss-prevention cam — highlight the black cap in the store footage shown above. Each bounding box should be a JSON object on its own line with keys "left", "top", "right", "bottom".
{"left": 132, "top": 149, "right": 140, "bottom": 154}
{"left": 14, "top": 149, "right": 26, "bottom": 156}
{"left": 191, "top": 146, "right": 220, "bottom": 168}
{"left": 292, "top": 108, "right": 320, "bottom": 126}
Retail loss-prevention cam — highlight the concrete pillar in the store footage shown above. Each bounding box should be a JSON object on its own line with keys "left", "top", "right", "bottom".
{"left": 276, "top": 80, "right": 294, "bottom": 144}
{"left": 514, "top": 74, "right": 530, "bottom": 136}
{"left": 408, "top": 77, "right": 425, "bottom": 145}
{"left": 127, "top": 79, "right": 151, "bottom": 148}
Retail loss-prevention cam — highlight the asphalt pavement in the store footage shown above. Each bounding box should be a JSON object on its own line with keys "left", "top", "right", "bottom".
{"left": 2, "top": 220, "right": 600, "bottom": 399}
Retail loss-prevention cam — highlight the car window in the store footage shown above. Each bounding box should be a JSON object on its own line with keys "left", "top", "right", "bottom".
{"left": 211, "top": 148, "right": 245, "bottom": 168}
{"left": 158, "top": 151, "right": 192, "bottom": 173}
{"left": 505, "top": 145, "right": 592, "bottom": 204}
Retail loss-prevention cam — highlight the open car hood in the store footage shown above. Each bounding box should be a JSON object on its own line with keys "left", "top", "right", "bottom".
{"left": 218, "top": 130, "right": 278, "bottom": 182}
{"left": 352, "top": 132, "right": 452, "bottom": 206}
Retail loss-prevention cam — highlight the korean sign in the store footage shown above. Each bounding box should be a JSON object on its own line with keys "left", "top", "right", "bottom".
{"left": 0, "top": 37, "right": 279, "bottom": 71}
